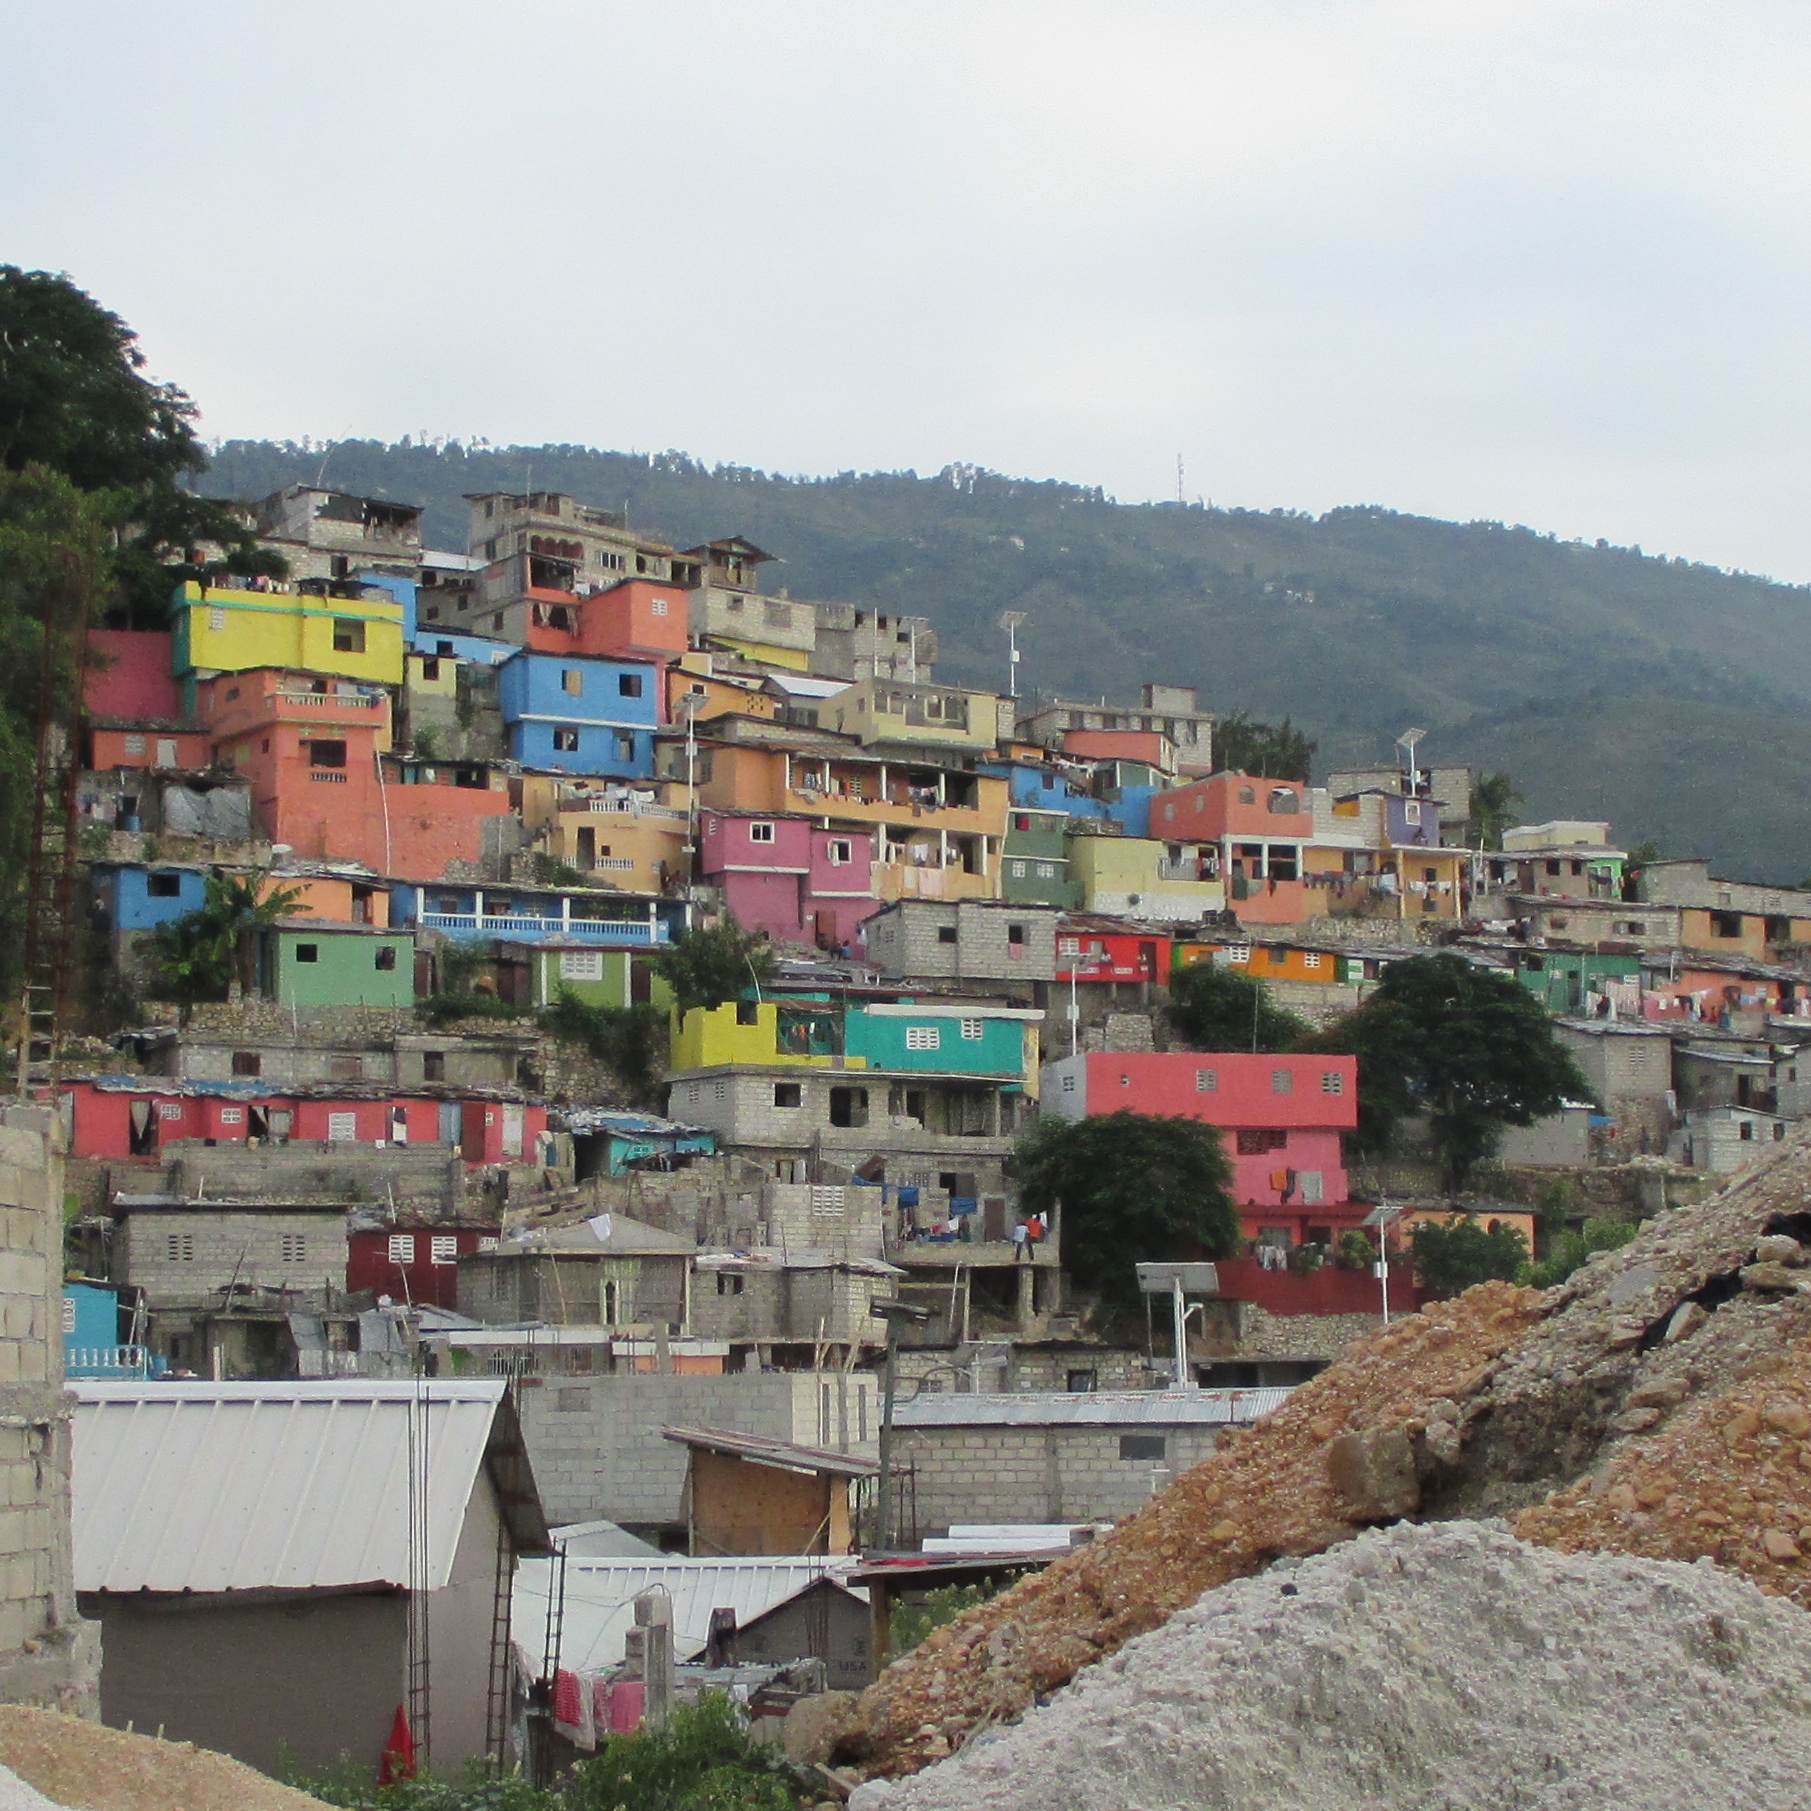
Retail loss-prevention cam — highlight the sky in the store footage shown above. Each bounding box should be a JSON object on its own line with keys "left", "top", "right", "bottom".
{"left": 6, "top": 1, "right": 1811, "bottom": 579}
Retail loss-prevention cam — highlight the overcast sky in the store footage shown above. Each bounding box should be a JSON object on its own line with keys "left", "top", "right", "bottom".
{"left": 6, "top": 2, "right": 1811, "bottom": 578}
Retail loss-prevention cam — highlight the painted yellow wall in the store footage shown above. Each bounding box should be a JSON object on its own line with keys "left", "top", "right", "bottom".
{"left": 175, "top": 584, "right": 405, "bottom": 686}
{"left": 669, "top": 1001, "right": 869, "bottom": 1071}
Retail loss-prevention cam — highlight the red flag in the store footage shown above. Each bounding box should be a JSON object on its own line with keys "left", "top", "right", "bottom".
{"left": 379, "top": 1705, "right": 416, "bottom": 1784}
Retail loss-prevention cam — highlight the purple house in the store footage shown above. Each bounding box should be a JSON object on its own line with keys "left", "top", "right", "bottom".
{"left": 699, "top": 811, "right": 879, "bottom": 950}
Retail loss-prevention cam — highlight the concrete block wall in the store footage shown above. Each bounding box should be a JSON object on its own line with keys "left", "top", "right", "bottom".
{"left": 517, "top": 1370, "right": 878, "bottom": 1529}
{"left": 0, "top": 1104, "right": 99, "bottom": 1712}
{"left": 895, "top": 1422, "right": 1220, "bottom": 1534}
{"left": 118, "top": 1210, "right": 348, "bottom": 1303}
{"left": 168, "top": 1144, "right": 465, "bottom": 1210}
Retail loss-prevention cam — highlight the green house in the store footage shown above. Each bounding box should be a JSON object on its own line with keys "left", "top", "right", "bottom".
{"left": 531, "top": 941, "right": 673, "bottom": 1012}
{"left": 258, "top": 921, "right": 416, "bottom": 1010}
{"left": 1514, "top": 949, "right": 1642, "bottom": 1014}
{"left": 1002, "top": 807, "right": 1079, "bottom": 907}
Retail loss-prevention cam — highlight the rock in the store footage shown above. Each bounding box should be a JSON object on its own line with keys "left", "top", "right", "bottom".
{"left": 1327, "top": 1428, "right": 1420, "bottom": 1521}
{"left": 1740, "top": 1262, "right": 1804, "bottom": 1293}
{"left": 1629, "top": 1375, "right": 1690, "bottom": 1409}
{"left": 1754, "top": 1234, "right": 1807, "bottom": 1266}
{"left": 1663, "top": 1301, "right": 1707, "bottom": 1344}
{"left": 1207, "top": 1519, "right": 1241, "bottom": 1543}
{"left": 1609, "top": 1407, "right": 1662, "bottom": 1435}
{"left": 1607, "top": 1265, "right": 1661, "bottom": 1307}
{"left": 1607, "top": 1319, "right": 1648, "bottom": 1349}
{"left": 784, "top": 1695, "right": 861, "bottom": 1767}
{"left": 1425, "top": 1397, "right": 1460, "bottom": 1424}
{"left": 1605, "top": 1484, "right": 1639, "bottom": 1513}
{"left": 1763, "top": 1529, "right": 1803, "bottom": 1563}
{"left": 1764, "top": 1400, "right": 1811, "bottom": 1438}
{"left": 1422, "top": 1419, "right": 1464, "bottom": 1467}
{"left": 1725, "top": 1408, "right": 1763, "bottom": 1444}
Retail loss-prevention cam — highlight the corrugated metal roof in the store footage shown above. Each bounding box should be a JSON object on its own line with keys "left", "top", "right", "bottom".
{"left": 661, "top": 1425, "right": 882, "bottom": 1478}
{"left": 893, "top": 1388, "right": 1289, "bottom": 1429}
{"left": 515, "top": 1556, "right": 864, "bottom": 1672}
{"left": 72, "top": 1380, "right": 514, "bottom": 1594}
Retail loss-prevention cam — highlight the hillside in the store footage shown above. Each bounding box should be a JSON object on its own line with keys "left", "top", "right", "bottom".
{"left": 200, "top": 440, "right": 1811, "bottom": 882}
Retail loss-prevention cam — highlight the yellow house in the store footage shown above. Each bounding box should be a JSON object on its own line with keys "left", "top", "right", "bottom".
{"left": 702, "top": 638, "right": 814, "bottom": 672}
{"left": 534, "top": 798, "right": 690, "bottom": 893}
{"left": 172, "top": 582, "right": 405, "bottom": 689}
{"left": 668, "top": 1001, "right": 870, "bottom": 1072}
{"left": 826, "top": 677, "right": 1003, "bottom": 753}
{"left": 1068, "top": 834, "right": 1227, "bottom": 921}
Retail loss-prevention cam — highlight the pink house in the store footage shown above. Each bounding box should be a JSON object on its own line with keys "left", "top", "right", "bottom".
{"left": 699, "top": 810, "right": 878, "bottom": 950}
{"left": 85, "top": 631, "right": 182, "bottom": 721}
{"left": 1039, "top": 1050, "right": 1361, "bottom": 1244}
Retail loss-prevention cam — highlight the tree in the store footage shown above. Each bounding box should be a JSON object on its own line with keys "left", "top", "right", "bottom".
{"left": 0, "top": 266, "right": 281, "bottom": 622}
{"left": 146, "top": 871, "right": 304, "bottom": 1004}
{"left": 1304, "top": 952, "right": 1589, "bottom": 1189}
{"left": 1465, "top": 771, "right": 1522, "bottom": 850}
{"left": 1409, "top": 1215, "right": 1529, "bottom": 1298}
{"left": 653, "top": 916, "right": 775, "bottom": 1014}
{"left": 1010, "top": 1111, "right": 1238, "bottom": 1310}
{"left": 1521, "top": 1215, "right": 1638, "bottom": 1291}
{"left": 1213, "top": 711, "right": 1315, "bottom": 782}
{"left": 1168, "top": 959, "right": 1309, "bottom": 1052}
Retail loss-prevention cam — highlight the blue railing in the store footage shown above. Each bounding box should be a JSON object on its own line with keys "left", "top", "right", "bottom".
{"left": 417, "top": 912, "right": 666, "bottom": 945}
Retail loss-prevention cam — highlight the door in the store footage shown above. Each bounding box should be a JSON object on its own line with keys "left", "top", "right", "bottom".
{"left": 155, "top": 738, "right": 178, "bottom": 768}
{"left": 501, "top": 1103, "right": 525, "bottom": 1158}
{"left": 438, "top": 1101, "right": 462, "bottom": 1145}
{"left": 576, "top": 825, "right": 595, "bottom": 868}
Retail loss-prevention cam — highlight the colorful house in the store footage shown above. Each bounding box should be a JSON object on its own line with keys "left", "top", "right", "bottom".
{"left": 86, "top": 724, "right": 212, "bottom": 772}
{"left": 824, "top": 677, "right": 1003, "bottom": 755}
{"left": 1001, "top": 807, "right": 1077, "bottom": 908}
{"left": 389, "top": 881, "right": 684, "bottom": 947}
{"left": 496, "top": 650, "right": 661, "bottom": 777}
{"left": 524, "top": 577, "right": 690, "bottom": 665}
{"left": 698, "top": 810, "right": 879, "bottom": 950}
{"left": 256, "top": 920, "right": 416, "bottom": 1010}
{"left": 346, "top": 1222, "right": 499, "bottom": 1310}
{"left": 1054, "top": 918, "right": 1170, "bottom": 985}
{"left": 520, "top": 781, "right": 691, "bottom": 895}
{"left": 529, "top": 942, "right": 671, "bottom": 1011}
{"left": 86, "top": 630, "right": 182, "bottom": 720}
{"left": 1040, "top": 1050, "right": 1361, "bottom": 1244}
{"left": 1066, "top": 830, "right": 1226, "bottom": 923}
{"left": 170, "top": 581, "right": 405, "bottom": 696}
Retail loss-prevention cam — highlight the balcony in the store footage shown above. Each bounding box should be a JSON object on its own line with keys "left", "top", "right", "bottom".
{"left": 418, "top": 912, "right": 668, "bottom": 945}
{"left": 278, "top": 689, "right": 384, "bottom": 711}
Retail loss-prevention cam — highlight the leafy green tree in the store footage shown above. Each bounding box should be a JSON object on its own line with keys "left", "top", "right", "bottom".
{"left": 1465, "top": 771, "right": 1522, "bottom": 850}
{"left": 1168, "top": 959, "right": 1308, "bottom": 1052}
{"left": 0, "top": 266, "right": 281, "bottom": 622}
{"left": 1011, "top": 1111, "right": 1238, "bottom": 1310}
{"left": 1521, "top": 1214, "right": 1638, "bottom": 1291}
{"left": 654, "top": 916, "right": 774, "bottom": 1014}
{"left": 1409, "top": 1214, "right": 1530, "bottom": 1298}
{"left": 146, "top": 871, "right": 304, "bottom": 1004}
{"left": 537, "top": 993, "right": 666, "bottom": 1105}
{"left": 1304, "top": 953, "right": 1589, "bottom": 1188}
{"left": 1213, "top": 711, "right": 1315, "bottom": 781}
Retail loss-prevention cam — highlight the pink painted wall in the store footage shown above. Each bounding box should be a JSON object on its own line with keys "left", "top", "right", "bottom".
{"left": 1214, "top": 1255, "right": 1417, "bottom": 1315}
{"left": 86, "top": 631, "right": 181, "bottom": 721}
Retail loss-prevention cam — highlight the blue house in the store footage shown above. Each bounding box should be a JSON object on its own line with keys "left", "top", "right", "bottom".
{"left": 982, "top": 762, "right": 1115, "bottom": 822}
{"left": 64, "top": 1281, "right": 154, "bottom": 1378}
{"left": 389, "top": 881, "right": 686, "bottom": 947}
{"left": 496, "top": 652, "right": 660, "bottom": 778}
{"left": 410, "top": 627, "right": 515, "bottom": 667}
{"left": 845, "top": 1003, "right": 1040, "bottom": 1077}
{"left": 89, "top": 862, "right": 208, "bottom": 934}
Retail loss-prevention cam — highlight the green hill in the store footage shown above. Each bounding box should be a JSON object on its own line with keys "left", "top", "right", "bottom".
{"left": 199, "top": 439, "right": 1811, "bottom": 883}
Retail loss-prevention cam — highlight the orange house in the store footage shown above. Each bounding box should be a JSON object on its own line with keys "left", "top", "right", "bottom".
{"left": 88, "top": 725, "right": 213, "bottom": 771}
{"left": 526, "top": 577, "right": 689, "bottom": 682}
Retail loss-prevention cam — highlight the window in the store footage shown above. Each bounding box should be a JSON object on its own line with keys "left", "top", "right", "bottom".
{"left": 1068, "top": 1370, "right": 1099, "bottom": 1393}
{"left": 749, "top": 822, "right": 776, "bottom": 843}
{"left": 1299, "top": 1171, "right": 1325, "bottom": 1203}
{"left": 124, "top": 733, "right": 145, "bottom": 756}
{"left": 1321, "top": 1071, "right": 1345, "bottom": 1095}
{"left": 937, "top": 926, "right": 959, "bottom": 944}
{"left": 1119, "top": 1072, "right": 1132, "bottom": 1087}
{"left": 375, "top": 947, "right": 398, "bottom": 971}
{"left": 326, "top": 1111, "right": 358, "bottom": 1142}
{"left": 1238, "top": 786, "right": 1255, "bottom": 804}
{"left": 650, "top": 597, "right": 668, "bottom": 616}
{"left": 560, "top": 949, "right": 604, "bottom": 981}
{"left": 309, "top": 739, "right": 347, "bottom": 769}
{"left": 1119, "top": 1434, "right": 1167, "bottom": 1461}
{"left": 165, "top": 1232, "right": 195, "bottom": 1262}
{"left": 1195, "top": 1068, "right": 1217, "bottom": 1092}
{"left": 280, "top": 1233, "right": 307, "bottom": 1263}
{"left": 295, "top": 943, "right": 319, "bottom": 963}
{"left": 329, "top": 1055, "right": 364, "bottom": 1081}
{"left": 1267, "top": 946, "right": 1288, "bottom": 965}
{"left": 1010, "top": 860, "right": 1027, "bottom": 878}
{"left": 615, "top": 733, "right": 635, "bottom": 761}
{"left": 716, "top": 1272, "right": 745, "bottom": 1295}
{"left": 1062, "top": 1073, "right": 1076, "bottom": 1092}
{"left": 388, "top": 1233, "right": 417, "bottom": 1265}
{"left": 431, "top": 1235, "right": 459, "bottom": 1264}
{"left": 773, "top": 1082, "right": 802, "bottom": 1108}
{"left": 552, "top": 726, "right": 580, "bottom": 752}
{"left": 208, "top": 605, "right": 227, "bottom": 632}
{"left": 562, "top": 669, "right": 584, "bottom": 695}
{"left": 1058, "top": 937, "right": 1080, "bottom": 956}
{"left": 960, "top": 1018, "right": 983, "bottom": 1040}
{"left": 147, "top": 871, "right": 183, "bottom": 898}
{"left": 1008, "top": 923, "right": 1027, "bottom": 959}
{"left": 1271, "top": 1068, "right": 1293, "bottom": 1093}
{"left": 1710, "top": 910, "right": 1743, "bottom": 939}
{"left": 231, "top": 1051, "right": 261, "bottom": 1077}
{"left": 420, "top": 658, "right": 441, "bottom": 682}
{"left": 1303, "top": 951, "right": 1322, "bottom": 970}
{"left": 618, "top": 672, "right": 643, "bottom": 697}
{"left": 827, "top": 839, "right": 853, "bottom": 865}
{"left": 1237, "top": 1128, "right": 1289, "bottom": 1154}
{"left": 218, "top": 1107, "right": 243, "bottom": 1126}
{"left": 1038, "top": 862, "right": 1058, "bottom": 878}
{"left": 829, "top": 1085, "right": 869, "bottom": 1128}
{"left": 423, "top": 1051, "right": 445, "bottom": 1082}
{"left": 906, "top": 1025, "right": 942, "bottom": 1051}
{"left": 332, "top": 618, "right": 366, "bottom": 653}
{"left": 1404, "top": 800, "right": 1421, "bottom": 824}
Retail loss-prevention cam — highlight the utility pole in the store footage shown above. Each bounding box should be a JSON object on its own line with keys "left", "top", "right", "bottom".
{"left": 870, "top": 1298, "right": 930, "bottom": 1550}
{"left": 999, "top": 612, "right": 1026, "bottom": 705}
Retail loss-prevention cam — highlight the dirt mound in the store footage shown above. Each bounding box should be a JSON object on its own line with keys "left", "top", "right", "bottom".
{"left": 851, "top": 1523, "right": 1811, "bottom": 1811}
{"left": 841, "top": 1281, "right": 1543, "bottom": 1774}
{"left": 844, "top": 1131, "right": 1811, "bottom": 1782}
{"left": 0, "top": 1709, "right": 330, "bottom": 1811}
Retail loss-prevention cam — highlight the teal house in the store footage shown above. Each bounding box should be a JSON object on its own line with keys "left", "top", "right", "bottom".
{"left": 1512, "top": 949, "right": 1642, "bottom": 1014}
{"left": 258, "top": 921, "right": 416, "bottom": 1010}
{"left": 845, "top": 1003, "right": 1040, "bottom": 1077}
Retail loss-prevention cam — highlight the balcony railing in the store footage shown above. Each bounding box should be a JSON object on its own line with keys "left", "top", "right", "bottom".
{"left": 309, "top": 771, "right": 349, "bottom": 783}
{"left": 278, "top": 690, "right": 385, "bottom": 710}
{"left": 419, "top": 911, "right": 666, "bottom": 944}
{"left": 66, "top": 1344, "right": 154, "bottom": 1378}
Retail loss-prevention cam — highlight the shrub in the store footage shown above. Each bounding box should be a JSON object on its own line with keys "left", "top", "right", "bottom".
{"left": 563, "top": 1694, "right": 807, "bottom": 1811}
{"left": 1409, "top": 1214, "right": 1530, "bottom": 1298}
{"left": 1520, "top": 1214, "right": 1639, "bottom": 1291}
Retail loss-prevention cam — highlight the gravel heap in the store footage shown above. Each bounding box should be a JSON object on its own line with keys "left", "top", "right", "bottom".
{"left": 851, "top": 1521, "right": 1811, "bottom": 1811}
{"left": 841, "top": 1282, "right": 1544, "bottom": 1773}
{"left": 0, "top": 1710, "right": 330, "bottom": 1811}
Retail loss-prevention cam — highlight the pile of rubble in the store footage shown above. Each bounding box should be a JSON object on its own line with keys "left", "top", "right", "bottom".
{"left": 838, "top": 1130, "right": 1811, "bottom": 1781}
{"left": 851, "top": 1523, "right": 1811, "bottom": 1811}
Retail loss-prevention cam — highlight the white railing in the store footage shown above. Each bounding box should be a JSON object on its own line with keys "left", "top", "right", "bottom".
{"left": 66, "top": 1345, "right": 153, "bottom": 1377}
{"left": 418, "top": 912, "right": 663, "bottom": 944}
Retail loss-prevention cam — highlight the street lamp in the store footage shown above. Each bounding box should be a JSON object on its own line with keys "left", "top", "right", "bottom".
{"left": 870, "top": 1298, "right": 931, "bottom": 1550}
{"left": 1363, "top": 1202, "right": 1407, "bottom": 1325}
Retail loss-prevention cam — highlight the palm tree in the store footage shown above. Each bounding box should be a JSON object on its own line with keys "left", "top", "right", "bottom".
{"left": 148, "top": 870, "right": 306, "bottom": 1004}
{"left": 1467, "top": 772, "right": 1522, "bottom": 851}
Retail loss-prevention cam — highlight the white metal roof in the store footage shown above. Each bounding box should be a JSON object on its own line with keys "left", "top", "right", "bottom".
{"left": 514, "top": 1556, "right": 865, "bottom": 1671}
{"left": 893, "top": 1388, "right": 1289, "bottom": 1430}
{"left": 72, "top": 1380, "right": 510, "bottom": 1594}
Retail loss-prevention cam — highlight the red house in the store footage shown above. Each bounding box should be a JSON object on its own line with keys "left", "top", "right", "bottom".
{"left": 347, "top": 1222, "right": 498, "bottom": 1309}
{"left": 1054, "top": 915, "right": 1168, "bottom": 984}
{"left": 526, "top": 578, "right": 689, "bottom": 688}
{"left": 86, "top": 631, "right": 182, "bottom": 721}
{"left": 1040, "top": 1050, "right": 1361, "bottom": 1244}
